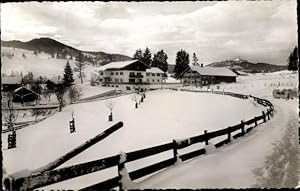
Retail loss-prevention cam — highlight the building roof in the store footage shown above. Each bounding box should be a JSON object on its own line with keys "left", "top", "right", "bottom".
{"left": 98, "top": 60, "right": 149, "bottom": 71}
{"left": 188, "top": 66, "right": 237, "bottom": 77}
{"left": 1, "top": 76, "right": 22, "bottom": 84}
{"left": 48, "top": 76, "right": 63, "bottom": 84}
{"left": 146, "top": 67, "right": 164, "bottom": 74}
{"left": 14, "top": 86, "right": 38, "bottom": 95}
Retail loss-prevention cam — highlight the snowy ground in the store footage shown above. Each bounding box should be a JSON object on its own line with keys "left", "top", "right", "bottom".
{"left": 2, "top": 70, "right": 299, "bottom": 189}
{"left": 2, "top": 89, "right": 264, "bottom": 189}
{"left": 74, "top": 82, "right": 116, "bottom": 99}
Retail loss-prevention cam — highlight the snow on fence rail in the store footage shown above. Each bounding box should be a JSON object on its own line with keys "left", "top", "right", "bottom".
{"left": 4, "top": 91, "right": 274, "bottom": 191}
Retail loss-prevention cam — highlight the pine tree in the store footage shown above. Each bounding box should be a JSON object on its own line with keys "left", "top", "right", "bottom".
{"left": 63, "top": 60, "right": 74, "bottom": 86}
{"left": 133, "top": 49, "right": 143, "bottom": 60}
{"left": 174, "top": 49, "right": 190, "bottom": 78}
{"left": 152, "top": 50, "right": 168, "bottom": 72}
{"left": 288, "top": 46, "right": 298, "bottom": 71}
{"left": 192, "top": 52, "right": 199, "bottom": 66}
{"left": 141, "top": 47, "right": 152, "bottom": 66}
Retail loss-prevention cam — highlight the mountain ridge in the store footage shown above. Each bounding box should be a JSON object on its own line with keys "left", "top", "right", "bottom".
{"left": 1, "top": 37, "right": 132, "bottom": 65}
{"left": 207, "top": 57, "right": 287, "bottom": 73}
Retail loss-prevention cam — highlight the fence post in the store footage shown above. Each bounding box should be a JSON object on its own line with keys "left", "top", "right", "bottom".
{"left": 204, "top": 130, "right": 208, "bottom": 145}
{"left": 254, "top": 117, "right": 258, "bottom": 127}
{"left": 262, "top": 111, "right": 266, "bottom": 122}
{"left": 241, "top": 120, "right": 245, "bottom": 135}
{"left": 227, "top": 127, "right": 231, "bottom": 143}
{"left": 118, "top": 153, "right": 126, "bottom": 190}
{"left": 172, "top": 139, "right": 178, "bottom": 163}
{"left": 267, "top": 110, "right": 270, "bottom": 120}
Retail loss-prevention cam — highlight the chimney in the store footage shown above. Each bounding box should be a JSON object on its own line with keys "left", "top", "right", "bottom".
{"left": 201, "top": 64, "right": 203, "bottom": 67}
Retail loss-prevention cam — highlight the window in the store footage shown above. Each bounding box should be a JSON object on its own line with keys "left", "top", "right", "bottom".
{"left": 120, "top": 72, "right": 123, "bottom": 75}
{"left": 115, "top": 79, "right": 119, "bottom": 83}
{"left": 100, "top": 72, "right": 103, "bottom": 75}
{"left": 152, "top": 74, "right": 155, "bottom": 76}
{"left": 99, "top": 79, "right": 102, "bottom": 82}
{"left": 157, "top": 74, "right": 160, "bottom": 76}
{"left": 152, "top": 79, "right": 155, "bottom": 82}
{"left": 157, "top": 79, "right": 160, "bottom": 82}
{"left": 116, "top": 85, "right": 119, "bottom": 87}
{"left": 120, "top": 79, "right": 123, "bottom": 83}
{"left": 111, "top": 72, "right": 114, "bottom": 75}
{"left": 147, "top": 79, "right": 150, "bottom": 82}
{"left": 146, "top": 73, "right": 150, "bottom": 76}
{"left": 116, "top": 72, "right": 119, "bottom": 75}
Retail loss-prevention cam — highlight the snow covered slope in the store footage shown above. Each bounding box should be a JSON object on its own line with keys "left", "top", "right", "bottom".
{"left": 1, "top": 47, "right": 99, "bottom": 82}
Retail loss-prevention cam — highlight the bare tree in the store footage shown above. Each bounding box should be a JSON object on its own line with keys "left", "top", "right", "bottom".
{"left": 105, "top": 99, "right": 115, "bottom": 121}
{"left": 3, "top": 92, "right": 18, "bottom": 130}
{"left": 75, "top": 52, "right": 86, "bottom": 84}
{"left": 69, "top": 86, "right": 82, "bottom": 103}
{"left": 54, "top": 84, "right": 67, "bottom": 112}
{"left": 131, "top": 94, "right": 140, "bottom": 109}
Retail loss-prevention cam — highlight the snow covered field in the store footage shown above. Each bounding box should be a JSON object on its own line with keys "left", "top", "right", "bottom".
{"left": 2, "top": 70, "right": 299, "bottom": 189}
{"left": 2, "top": 89, "right": 265, "bottom": 189}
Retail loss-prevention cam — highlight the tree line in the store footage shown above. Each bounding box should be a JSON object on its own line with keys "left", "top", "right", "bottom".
{"left": 133, "top": 47, "right": 200, "bottom": 78}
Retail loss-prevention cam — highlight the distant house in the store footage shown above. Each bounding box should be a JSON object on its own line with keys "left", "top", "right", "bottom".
{"left": 1, "top": 76, "right": 22, "bottom": 92}
{"left": 13, "top": 86, "right": 39, "bottom": 105}
{"left": 180, "top": 66, "right": 237, "bottom": 86}
{"left": 46, "top": 76, "right": 63, "bottom": 90}
{"left": 97, "top": 60, "right": 167, "bottom": 91}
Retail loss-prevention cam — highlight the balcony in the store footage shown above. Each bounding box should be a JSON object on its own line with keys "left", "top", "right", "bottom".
{"left": 129, "top": 73, "right": 144, "bottom": 78}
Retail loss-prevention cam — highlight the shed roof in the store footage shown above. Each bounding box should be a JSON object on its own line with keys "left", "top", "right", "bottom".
{"left": 98, "top": 60, "right": 149, "bottom": 71}
{"left": 1, "top": 76, "right": 22, "bottom": 84}
{"left": 14, "top": 86, "right": 38, "bottom": 95}
{"left": 188, "top": 66, "right": 237, "bottom": 77}
{"left": 146, "top": 67, "right": 164, "bottom": 74}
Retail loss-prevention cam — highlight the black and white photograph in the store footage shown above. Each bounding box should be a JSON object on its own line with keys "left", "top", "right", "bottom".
{"left": 1, "top": 1, "right": 299, "bottom": 190}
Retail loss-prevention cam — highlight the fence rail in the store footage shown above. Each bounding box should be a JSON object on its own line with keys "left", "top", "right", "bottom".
{"left": 5, "top": 89, "right": 274, "bottom": 191}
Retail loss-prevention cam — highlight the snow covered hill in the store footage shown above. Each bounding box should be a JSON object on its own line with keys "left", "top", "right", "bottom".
{"left": 1, "top": 47, "right": 99, "bottom": 83}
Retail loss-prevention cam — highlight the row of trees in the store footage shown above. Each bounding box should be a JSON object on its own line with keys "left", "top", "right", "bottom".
{"left": 133, "top": 47, "right": 201, "bottom": 78}
{"left": 133, "top": 47, "right": 169, "bottom": 73}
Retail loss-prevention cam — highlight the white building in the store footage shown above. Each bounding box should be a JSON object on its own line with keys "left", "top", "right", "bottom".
{"left": 97, "top": 60, "right": 167, "bottom": 91}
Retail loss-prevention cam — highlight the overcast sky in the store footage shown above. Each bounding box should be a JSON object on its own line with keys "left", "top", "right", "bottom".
{"left": 1, "top": 1, "right": 298, "bottom": 65}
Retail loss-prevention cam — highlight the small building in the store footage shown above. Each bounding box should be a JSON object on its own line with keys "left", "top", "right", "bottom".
{"left": 46, "top": 76, "right": 63, "bottom": 90}
{"left": 1, "top": 76, "right": 22, "bottom": 92}
{"left": 97, "top": 60, "right": 167, "bottom": 91}
{"left": 13, "top": 86, "right": 39, "bottom": 105}
{"left": 180, "top": 66, "right": 237, "bottom": 86}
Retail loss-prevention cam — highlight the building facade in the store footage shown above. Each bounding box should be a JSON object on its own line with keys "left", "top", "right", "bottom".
{"left": 97, "top": 60, "right": 166, "bottom": 91}
{"left": 181, "top": 66, "right": 237, "bottom": 86}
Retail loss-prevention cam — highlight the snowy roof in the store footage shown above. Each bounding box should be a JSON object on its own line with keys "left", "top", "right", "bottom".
{"left": 48, "top": 76, "right": 63, "bottom": 84}
{"left": 1, "top": 76, "right": 22, "bottom": 84}
{"left": 189, "top": 66, "right": 237, "bottom": 77}
{"left": 14, "top": 86, "right": 38, "bottom": 95}
{"left": 98, "top": 60, "right": 148, "bottom": 71}
{"left": 146, "top": 67, "right": 164, "bottom": 74}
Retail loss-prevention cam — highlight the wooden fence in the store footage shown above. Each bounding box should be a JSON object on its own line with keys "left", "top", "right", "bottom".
{"left": 4, "top": 90, "right": 274, "bottom": 191}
